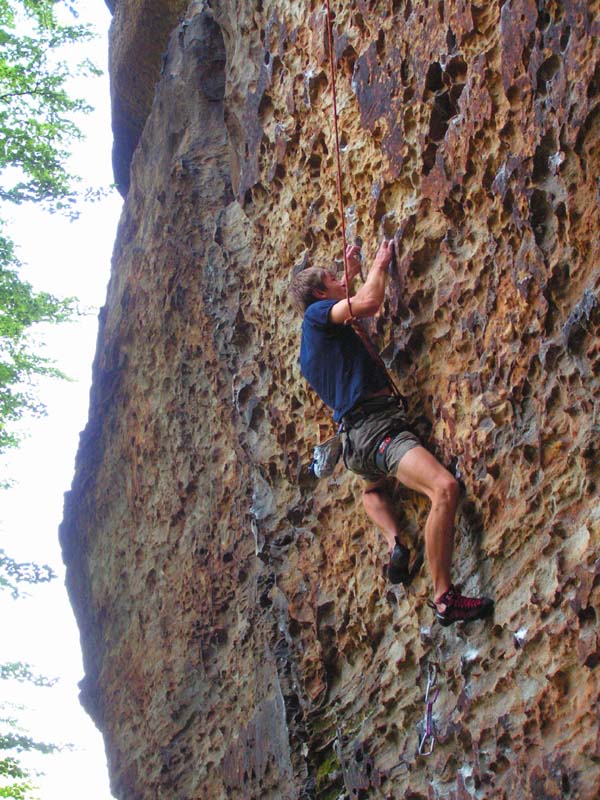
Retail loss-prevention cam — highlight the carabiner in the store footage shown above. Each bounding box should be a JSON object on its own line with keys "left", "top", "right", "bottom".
{"left": 424, "top": 662, "right": 437, "bottom": 701}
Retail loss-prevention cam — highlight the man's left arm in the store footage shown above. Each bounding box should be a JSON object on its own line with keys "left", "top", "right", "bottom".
{"left": 340, "top": 244, "right": 363, "bottom": 294}
{"left": 329, "top": 240, "right": 394, "bottom": 324}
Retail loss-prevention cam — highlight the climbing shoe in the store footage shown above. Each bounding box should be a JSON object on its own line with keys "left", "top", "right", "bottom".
{"left": 388, "top": 537, "right": 410, "bottom": 584}
{"left": 429, "top": 585, "right": 494, "bottom": 627}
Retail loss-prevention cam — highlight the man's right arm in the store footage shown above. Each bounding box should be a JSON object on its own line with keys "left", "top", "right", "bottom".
{"left": 329, "top": 239, "right": 395, "bottom": 325}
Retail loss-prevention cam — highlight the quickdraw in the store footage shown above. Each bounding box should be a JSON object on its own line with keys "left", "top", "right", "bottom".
{"left": 417, "top": 662, "right": 440, "bottom": 756}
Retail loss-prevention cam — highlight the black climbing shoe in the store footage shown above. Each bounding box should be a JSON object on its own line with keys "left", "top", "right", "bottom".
{"left": 388, "top": 537, "right": 410, "bottom": 584}
{"left": 428, "top": 585, "right": 494, "bottom": 627}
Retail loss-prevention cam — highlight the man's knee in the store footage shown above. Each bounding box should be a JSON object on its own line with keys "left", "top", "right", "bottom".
{"left": 362, "top": 482, "right": 389, "bottom": 510}
{"left": 432, "top": 474, "right": 459, "bottom": 507}
{"left": 362, "top": 479, "right": 388, "bottom": 496}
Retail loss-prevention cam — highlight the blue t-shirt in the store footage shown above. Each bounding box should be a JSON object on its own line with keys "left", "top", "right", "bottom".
{"left": 300, "top": 299, "right": 389, "bottom": 422}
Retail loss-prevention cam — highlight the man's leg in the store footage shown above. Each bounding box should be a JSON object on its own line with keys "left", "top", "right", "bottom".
{"left": 362, "top": 479, "right": 399, "bottom": 552}
{"left": 362, "top": 479, "right": 411, "bottom": 583}
{"left": 393, "top": 446, "right": 458, "bottom": 600}
{"left": 394, "top": 445, "right": 493, "bottom": 624}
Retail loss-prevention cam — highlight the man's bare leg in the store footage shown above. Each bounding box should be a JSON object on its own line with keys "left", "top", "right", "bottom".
{"left": 362, "top": 479, "right": 401, "bottom": 552}
{"left": 362, "top": 479, "right": 412, "bottom": 584}
{"left": 394, "top": 446, "right": 458, "bottom": 601}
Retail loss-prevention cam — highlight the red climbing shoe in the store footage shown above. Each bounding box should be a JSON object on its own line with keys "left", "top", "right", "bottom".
{"left": 429, "top": 585, "right": 494, "bottom": 627}
{"left": 388, "top": 537, "right": 410, "bottom": 584}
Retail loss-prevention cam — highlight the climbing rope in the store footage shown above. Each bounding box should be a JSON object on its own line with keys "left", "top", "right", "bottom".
{"left": 324, "top": 0, "right": 403, "bottom": 401}
{"left": 324, "top": 0, "right": 353, "bottom": 319}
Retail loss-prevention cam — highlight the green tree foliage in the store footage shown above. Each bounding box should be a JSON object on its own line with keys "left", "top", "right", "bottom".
{"left": 0, "top": 726, "right": 63, "bottom": 799}
{"left": 0, "top": 0, "right": 99, "bottom": 455}
{"left": 0, "top": 664, "right": 55, "bottom": 688}
{"left": 0, "top": 0, "right": 99, "bottom": 206}
{"left": 0, "top": 3, "right": 95, "bottom": 793}
{"left": 0, "top": 548, "right": 54, "bottom": 598}
{"left": 0, "top": 756, "right": 32, "bottom": 800}
{"left": 0, "top": 236, "right": 75, "bottom": 454}
{"left": 0, "top": 548, "right": 61, "bottom": 799}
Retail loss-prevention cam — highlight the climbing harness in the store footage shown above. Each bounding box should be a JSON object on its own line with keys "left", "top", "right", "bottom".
{"left": 417, "top": 662, "right": 440, "bottom": 756}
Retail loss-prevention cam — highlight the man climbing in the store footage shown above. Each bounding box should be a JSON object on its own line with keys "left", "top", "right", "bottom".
{"left": 290, "top": 239, "right": 493, "bottom": 626}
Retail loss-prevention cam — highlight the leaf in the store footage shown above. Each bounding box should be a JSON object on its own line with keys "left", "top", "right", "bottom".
{"left": 0, "top": 550, "right": 55, "bottom": 599}
{"left": 0, "top": 664, "right": 57, "bottom": 688}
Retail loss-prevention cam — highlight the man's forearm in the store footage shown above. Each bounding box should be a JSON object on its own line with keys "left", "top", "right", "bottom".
{"left": 343, "top": 270, "right": 361, "bottom": 297}
{"left": 341, "top": 244, "right": 363, "bottom": 294}
{"left": 329, "top": 239, "right": 394, "bottom": 323}
{"left": 352, "top": 262, "right": 388, "bottom": 311}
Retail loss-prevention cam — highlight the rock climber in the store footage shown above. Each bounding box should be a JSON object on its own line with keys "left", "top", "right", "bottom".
{"left": 290, "top": 239, "right": 493, "bottom": 626}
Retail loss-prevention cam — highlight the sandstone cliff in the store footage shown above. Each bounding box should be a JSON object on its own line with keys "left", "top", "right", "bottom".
{"left": 60, "top": 0, "right": 600, "bottom": 797}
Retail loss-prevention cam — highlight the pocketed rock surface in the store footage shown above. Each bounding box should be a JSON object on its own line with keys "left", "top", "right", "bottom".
{"left": 60, "top": 1, "right": 600, "bottom": 797}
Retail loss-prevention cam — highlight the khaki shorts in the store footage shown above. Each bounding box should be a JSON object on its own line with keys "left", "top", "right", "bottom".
{"left": 342, "top": 399, "right": 421, "bottom": 483}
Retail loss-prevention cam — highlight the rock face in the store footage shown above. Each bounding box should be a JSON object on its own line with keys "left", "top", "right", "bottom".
{"left": 61, "top": 1, "right": 600, "bottom": 798}
{"left": 108, "top": 0, "right": 188, "bottom": 192}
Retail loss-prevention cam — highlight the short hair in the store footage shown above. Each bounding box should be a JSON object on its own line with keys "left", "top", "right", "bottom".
{"left": 289, "top": 267, "right": 329, "bottom": 315}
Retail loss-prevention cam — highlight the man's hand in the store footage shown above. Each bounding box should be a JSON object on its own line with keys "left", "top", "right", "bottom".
{"left": 329, "top": 237, "right": 395, "bottom": 324}
{"left": 341, "top": 244, "right": 363, "bottom": 288}
{"left": 373, "top": 239, "right": 394, "bottom": 271}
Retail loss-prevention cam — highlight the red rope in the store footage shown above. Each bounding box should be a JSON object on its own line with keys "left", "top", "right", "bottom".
{"left": 324, "top": 2, "right": 402, "bottom": 399}
{"left": 323, "top": 1, "right": 403, "bottom": 399}
{"left": 324, "top": 0, "right": 353, "bottom": 319}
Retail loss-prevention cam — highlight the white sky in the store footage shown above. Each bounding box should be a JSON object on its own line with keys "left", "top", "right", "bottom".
{"left": 1, "top": 2, "right": 122, "bottom": 798}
